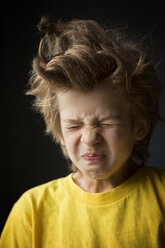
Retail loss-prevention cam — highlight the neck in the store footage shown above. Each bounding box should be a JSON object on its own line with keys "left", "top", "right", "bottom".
{"left": 72, "top": 162, "right": 139, "bottom": 193}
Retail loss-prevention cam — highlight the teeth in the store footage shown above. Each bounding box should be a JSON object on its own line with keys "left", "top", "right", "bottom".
{"left": 86, "top": 155, "right": 96, "bottom": 157}
{"left": 82, "top": 153, "right": 104, "bottom": 157}
{"left": 85, "top": 154, "right": 102, "bottom": 157}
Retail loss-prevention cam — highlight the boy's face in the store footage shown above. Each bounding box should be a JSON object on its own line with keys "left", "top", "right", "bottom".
{"left": 57, "top": 85, "right": 141, "bottom": 180}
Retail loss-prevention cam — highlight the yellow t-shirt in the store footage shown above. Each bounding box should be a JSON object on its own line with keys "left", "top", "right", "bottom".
{"left": 0, "top": 166, "right": 165, "bottom": 247}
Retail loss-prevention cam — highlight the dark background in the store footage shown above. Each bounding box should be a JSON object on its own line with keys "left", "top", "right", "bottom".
{"left": 2, "top": 1, "right": 165, "bottom": 233}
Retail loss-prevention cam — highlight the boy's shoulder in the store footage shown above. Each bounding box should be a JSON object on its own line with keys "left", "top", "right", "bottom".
{"left": 145, "top": 165, "right": 165, "bottom": 177}
{"left": 143, "top": 165, "right": 165, "bottom": 187}
{"left": 15, "top": 174, "right": 70, "bottom": 209}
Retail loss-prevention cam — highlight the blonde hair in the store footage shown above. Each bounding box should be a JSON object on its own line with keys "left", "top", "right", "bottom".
{"left": 27, "top": 17, "right": 162, "bottom": 170}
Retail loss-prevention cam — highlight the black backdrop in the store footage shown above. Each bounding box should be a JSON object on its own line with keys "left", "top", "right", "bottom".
{"left": 2, "top": 0, "right": 165, "bottom": 232}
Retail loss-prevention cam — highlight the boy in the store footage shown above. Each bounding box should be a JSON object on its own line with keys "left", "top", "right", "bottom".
{"left": 1, "top": 17, "right": 165, "bottom": 247}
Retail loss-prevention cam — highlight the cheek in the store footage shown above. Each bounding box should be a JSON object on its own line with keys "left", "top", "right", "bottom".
{"left": 63, "top": 132, "right": 80, "bottom": 152}
{"left": 104, "top": 128, "right": 134, "bottom": 150}
{"left": 104, "top": 128, "right": 122, "bottom": 142}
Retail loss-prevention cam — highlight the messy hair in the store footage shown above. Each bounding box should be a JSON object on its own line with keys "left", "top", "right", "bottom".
{"left": 27, "top": 16, "right": 162, "bottom": 170}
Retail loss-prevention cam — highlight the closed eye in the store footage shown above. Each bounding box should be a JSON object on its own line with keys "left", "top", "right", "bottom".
{"left": 67, "top": 125, "right": 82, "bottom": 129}
{"left": 102, "top": 123, "right": 120, "bottom": 127}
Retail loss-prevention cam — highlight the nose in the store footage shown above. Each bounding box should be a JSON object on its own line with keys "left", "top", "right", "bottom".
{"left": 80, "top": 125, "right": 101, "bottom": 146}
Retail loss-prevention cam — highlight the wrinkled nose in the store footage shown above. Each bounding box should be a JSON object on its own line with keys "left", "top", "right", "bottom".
{"left": 80, "top": 126, "right": 101, "bottom": 146}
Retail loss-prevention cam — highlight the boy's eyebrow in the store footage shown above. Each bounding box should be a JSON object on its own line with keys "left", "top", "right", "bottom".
{"left": 63, "top": 119, "right": 82, "bottom": 124}
{"left": 63, "top": 115, "right": 122, "bottom": 123}
{"left": 99, "top": 115, "right": 122, "bottom": 122}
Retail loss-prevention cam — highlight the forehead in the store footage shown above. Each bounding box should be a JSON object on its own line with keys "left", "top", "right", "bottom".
{"left": 57, "top": 85, "right": 130, "bottom": 119}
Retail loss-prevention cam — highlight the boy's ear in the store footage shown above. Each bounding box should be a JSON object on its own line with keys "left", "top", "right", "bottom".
{"left": 135, "top": 119, "right": 150, "bottom": 141}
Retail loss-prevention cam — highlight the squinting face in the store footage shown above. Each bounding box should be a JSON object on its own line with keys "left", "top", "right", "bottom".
{"left": 57, "top": 85, "right": 137, "bottom": 180}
